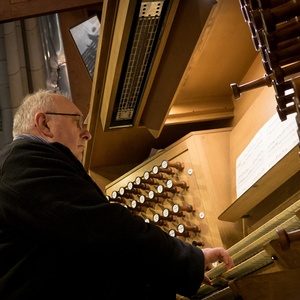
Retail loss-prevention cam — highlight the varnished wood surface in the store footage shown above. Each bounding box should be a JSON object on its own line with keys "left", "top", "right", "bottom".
{"left": 0, "top": 0, "right": 102, "bottom": 23}
{"left": 229, "top": 235, "right": 300, "bottom": 300}
{"left": 219, "top": 148, "right": 300, "bottom": 222}
{"left": 85, "top": 0, "right": 257, "bottom": 177}
{"left": 104, "top": 129, "right": 242, "bottom": 249}
{"left": 229, "top": 267, "right": 300, "bottom": 300}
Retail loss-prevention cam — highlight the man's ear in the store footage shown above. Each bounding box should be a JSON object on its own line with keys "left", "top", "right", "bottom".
{"left": 35, "top": 112, "right": 54, "bottom": 138}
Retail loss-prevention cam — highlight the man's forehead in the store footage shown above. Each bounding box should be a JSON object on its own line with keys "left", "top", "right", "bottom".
{"left": 51, "top": 93, "right": 69, "bottom": 103}
{"left": 51, "top": 94, "right": 78, "bottom": 111}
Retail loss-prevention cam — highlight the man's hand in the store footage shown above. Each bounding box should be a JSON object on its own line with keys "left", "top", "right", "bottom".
{"left": 201, "top": 247, "right": 234, "bottom": 285}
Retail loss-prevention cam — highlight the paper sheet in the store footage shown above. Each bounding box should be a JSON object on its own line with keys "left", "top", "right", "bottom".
{"left": 236, "top": 113, "right": 298, "bottom": 198}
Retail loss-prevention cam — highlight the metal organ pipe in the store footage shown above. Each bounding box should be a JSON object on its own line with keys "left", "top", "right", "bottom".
{"left": 38, "top": 14, "right": 71, "bottom": 96}
{"left": 3, "top": 21, "right": 27, "bottom": 114}
{"left": 23, "top": 18, "right": 46, "bottom": 91}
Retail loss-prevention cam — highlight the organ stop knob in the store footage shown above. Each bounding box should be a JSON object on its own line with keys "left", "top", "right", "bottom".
{"left": 166, "top": 179, "right": 189, "bottom": 189}
{"left": 177, "top": 224, "right": 200, "bottom": 234}
{"left": 168, "top": 228, "right": 189, "bottom": 238}
{"left": 152, "top": 165, "right": 175, "bottom": 175}
{"left": 172, "top": 203, "right": 195, "bottom": 216}
{"left": 157, "top": 184, "right": 179, "bottom": 194}
{"left": 143, "top": 170, "right": 168, "bottom": 181}
{"left": 153, "top": 212, "right": 173, "bottom": 223}
{"left": 161, "top": 160, "right": 184, "bottom": 170}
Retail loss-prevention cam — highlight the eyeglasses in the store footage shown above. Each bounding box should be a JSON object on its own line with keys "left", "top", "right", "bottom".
{"left": 45, "top": 112, "right": 85, "bottom": 129}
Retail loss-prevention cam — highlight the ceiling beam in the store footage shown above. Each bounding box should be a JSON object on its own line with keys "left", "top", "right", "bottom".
{"left": 0, "top": 0, "right": 102, "bottom": 23}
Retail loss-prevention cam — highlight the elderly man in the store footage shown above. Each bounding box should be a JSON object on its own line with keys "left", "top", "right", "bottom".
{"left": 0, "top": 90, "right": 234, "bottom": 300}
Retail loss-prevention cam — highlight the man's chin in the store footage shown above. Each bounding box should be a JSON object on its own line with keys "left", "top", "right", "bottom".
{"left": 73, "top": 151, "right": 83, "bottom": 162}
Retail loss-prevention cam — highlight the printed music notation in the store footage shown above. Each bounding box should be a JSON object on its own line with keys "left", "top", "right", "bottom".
{"left": 236, "top": 112, "right": 298, "bottom": 198}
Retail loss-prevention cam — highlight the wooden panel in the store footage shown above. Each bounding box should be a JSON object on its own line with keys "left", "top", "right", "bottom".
{"left": 246, "top": 174, "right": 300, "bottom": 231}
{"left": 104, "top": 129, "right": 242, "bottom": 249}
{"left": 173, "top": 0, "right": 256, "bottom": 103}
{"left": 141, "top": 0, "right": 216, "bottom": 137}
{"left": 228, "top": 232, "right": 300, "bottom": 299}
{"left": 84, "top": 0, "right": 259, "bottom": 175}
{"left": 98, "top": 0, "right": 137, "bottom": 131}
{"left": 264, "top": 233, "right": 300, "bottom": 270}
{"left": 219, "top": 147, "right": 300, "bottom": 222}
{"left": 83, "top": 0, "right": 119, "bottom": 169}
{"left": 0, "top": 0, "right": 102, "bottom": 22}
{"left": 229, "top": 268, "right": 300, "bottom": 300}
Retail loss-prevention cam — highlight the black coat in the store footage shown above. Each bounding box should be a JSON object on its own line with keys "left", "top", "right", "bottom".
{"left": 0, "top": 139, "right": 204, "bottom": 299}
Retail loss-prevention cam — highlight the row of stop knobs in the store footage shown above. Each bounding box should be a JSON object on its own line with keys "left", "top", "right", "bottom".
{"left": 107, "top": 160, "right": 202, "bottom": 241}
{"left": 109, "top": 160, "right": 188, "bottom": 206}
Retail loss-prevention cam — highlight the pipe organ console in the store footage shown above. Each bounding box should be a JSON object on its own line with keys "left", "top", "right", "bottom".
{"left": 104, "top": 126, "right": 300, "bottom": 299}
{"left": 105, "top": 128, "right": 240, "bottom": 273}
{"left": 232, "top": 0, "right": 300, "bottom": 156}
{"left": 102, "top": 3, "right": 300, "bottom": 298}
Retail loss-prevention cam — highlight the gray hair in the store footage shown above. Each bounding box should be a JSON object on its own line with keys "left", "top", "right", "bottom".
{"left": 12, "top": 89, "right": 69, "bottom": 137}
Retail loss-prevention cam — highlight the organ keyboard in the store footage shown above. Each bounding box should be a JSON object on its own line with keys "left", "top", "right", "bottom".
{"left": 193, "top": 197, "right": 300, "bottom": 299}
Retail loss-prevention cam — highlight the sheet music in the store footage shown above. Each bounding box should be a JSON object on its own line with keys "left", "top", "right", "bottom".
{"left": 236, "top": 113, "right": 298, "bottom": 198}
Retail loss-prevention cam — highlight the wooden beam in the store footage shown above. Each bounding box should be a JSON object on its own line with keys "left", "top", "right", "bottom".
{"left": 0, "top": 0, "right": 102, "bottom": 23}
{"left": 219, "top": 147, "right": 300, "bottom": 222}
{"left": 83, "top": 0, "right": 120, "bottom": 170}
